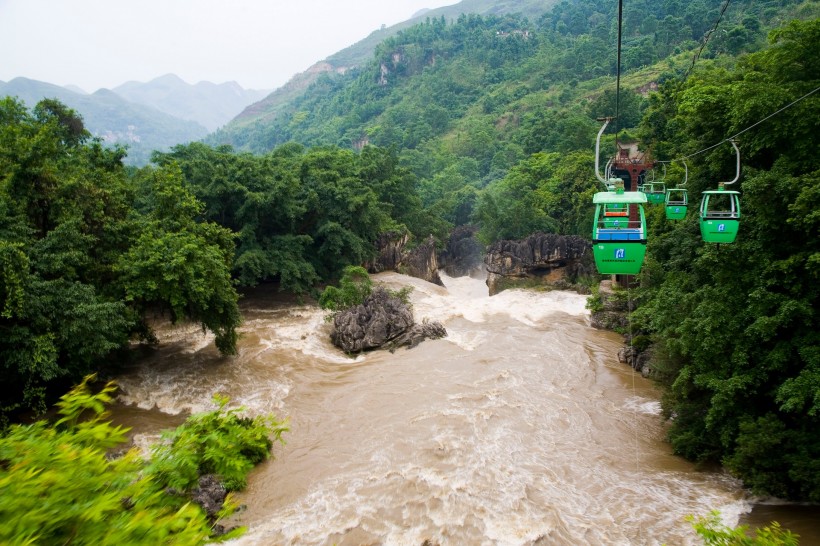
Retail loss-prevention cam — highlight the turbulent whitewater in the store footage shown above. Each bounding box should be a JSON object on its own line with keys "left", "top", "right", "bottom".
{"left": 113, "top": 272, "right": 750, "bottom": 545}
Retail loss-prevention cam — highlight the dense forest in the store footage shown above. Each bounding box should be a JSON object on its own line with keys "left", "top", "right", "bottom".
{"left": 1, "top": 0, "right": 819, "bottom": 537}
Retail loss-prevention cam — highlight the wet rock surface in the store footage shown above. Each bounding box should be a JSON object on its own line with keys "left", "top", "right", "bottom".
{"left": 331, "top": 287, "right": 446, "bottom": 353}
{"left": 191, "top": 474, "right": 227, "bottom": 520}
{"left": 439, "top": 225, "right": 485, "bottom": 277}
{"left": 484, "top": 232, "right": 593, "bottom": 295}
{"left": 369, "top": 232, "right": 442, "bottom": 286}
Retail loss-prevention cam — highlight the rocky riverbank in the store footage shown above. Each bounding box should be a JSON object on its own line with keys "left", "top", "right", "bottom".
{"left": 588, "top": 279, "right": 652, "bottom": 377}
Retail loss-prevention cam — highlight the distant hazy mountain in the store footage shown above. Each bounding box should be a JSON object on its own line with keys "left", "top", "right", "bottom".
{"left": 224, "top": 0, "right": 555, "bottom": 131}
{"left": 0, "top": 77, "right": 208, "bottom": 166}
{"left": 113, "top": 74, "right": 270, "bottom": 132}
{"left": 64, "top": 84, "right": 89, "bottom": 95}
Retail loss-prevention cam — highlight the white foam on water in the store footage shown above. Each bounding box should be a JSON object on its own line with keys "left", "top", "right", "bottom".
{"left": 624, "top": 396, "right": 663, "bottom": 415}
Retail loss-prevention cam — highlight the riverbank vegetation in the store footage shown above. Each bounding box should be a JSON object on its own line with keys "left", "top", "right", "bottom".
{"left": 0, "top": 376, "right": 287, "bottom": 544}
{"left": 633, "top": 18, "right": 819, "bottom": 502}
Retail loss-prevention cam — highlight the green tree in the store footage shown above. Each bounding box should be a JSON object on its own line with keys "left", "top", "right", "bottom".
{"left": 318, "top": 265, "right": 373, "bottom": 313}
{"left": 635, "top": 18, "right": 820, "bottom": 501}
{"left": 117, "top": 165, "right": 242, "bottom": 355}
{"left": 0, "top": 98, "right": 135, "bottom": 416}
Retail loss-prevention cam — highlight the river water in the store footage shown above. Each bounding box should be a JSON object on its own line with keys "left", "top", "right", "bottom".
{"left": 111, "top": 272, "right": 816, "bottom": 545}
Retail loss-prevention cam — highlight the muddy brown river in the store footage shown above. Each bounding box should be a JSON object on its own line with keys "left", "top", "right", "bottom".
{"left": 111, "top": 272, "right": 819, "bottom": 545}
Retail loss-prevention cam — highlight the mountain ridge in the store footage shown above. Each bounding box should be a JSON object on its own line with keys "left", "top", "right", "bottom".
{"left": 226, "top": 0, "right": 558, "bottom": 131}
{"left": 113, "top": 73, "right": 270, "bottom": 132}
{"left": 0, "top": 77, "right": 207, "bottom": 166}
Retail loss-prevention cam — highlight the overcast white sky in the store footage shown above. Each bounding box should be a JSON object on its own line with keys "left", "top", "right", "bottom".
{"left": 0, "top": 0, "right": 458, "bottom": 92}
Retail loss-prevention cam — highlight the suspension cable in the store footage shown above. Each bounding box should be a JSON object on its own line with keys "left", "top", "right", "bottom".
{"left": 682, "top": 0, "right": 733, "bottom": 82}
{"left": 614, "top": 0, "right": 624, "bottom": 144}
{"left": 654, "top": 84, "right": 820, "bottom": 164}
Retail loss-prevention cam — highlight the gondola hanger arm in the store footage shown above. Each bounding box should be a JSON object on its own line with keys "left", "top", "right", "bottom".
{"left": 595, "top": 117, "right": 615, "bottom": 187}
{"left": 722, "top": 140, "right": 740, "bottom": 187}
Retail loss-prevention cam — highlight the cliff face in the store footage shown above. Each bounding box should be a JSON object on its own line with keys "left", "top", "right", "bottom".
{"left": 484, "top": 232, "right": 593, "bottom": 296}
{"left": 368, "top": 232, "right": 442, "bottom": 286}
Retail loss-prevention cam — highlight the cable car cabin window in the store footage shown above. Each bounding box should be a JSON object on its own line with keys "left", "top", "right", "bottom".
{"left": 603, "top": 204, "right": 629, "bottom": 216}
{"left": 665, "top": 189, "right": 688, "bottom": 206}
{"left": 699, "top": 189, "right": 741, "bottom": 243}
{"left": 665, "top": 189, "right": 688, "bottom": 220}
{"left": 700, "top": 192, "right": 740, "bottom": 219}
{"left": 595, "top": 206, "right": 643, "bottom": 236}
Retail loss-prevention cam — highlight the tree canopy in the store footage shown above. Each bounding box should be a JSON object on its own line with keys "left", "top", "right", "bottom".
{"left": 634, "top": 18, "right": 820, "bottom": 501}
{"left": 0, "top": 98, "right": 241, "bottom": 418}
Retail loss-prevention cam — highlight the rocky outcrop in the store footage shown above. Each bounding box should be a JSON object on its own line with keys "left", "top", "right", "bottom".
{"left": 187, "top": 474, "right": 242, "bottom": 536}
{"left": 369, "top": 230, "right": 409, "bottom": 273}
{"left": 590, "top": 280, "right": 653, "bottom": 377}
{"left": 484, "top": 232, "right": 593, "bottom": 296}
{"left": 589, "top": 279, "right": 631, "bottom": 330}
{"left": 330, "top": 287, "right": 446, "bottom": 353}
{"left": 387, "top": 319, "right": 448, "bottom": 351}
{"left": 438, "top": 225, "right": 485, "bottom": 277}
{"left": 368, "top": 232, "right": 442, "bottom": 286}
{"left": 402, "top": 236, "right": 443, "bottom": 286}
{"left": 618, "top": 344, "right": 653, "bottom": 377}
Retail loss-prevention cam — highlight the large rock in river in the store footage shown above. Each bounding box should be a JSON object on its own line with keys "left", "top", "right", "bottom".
{"left": 331, "top": 287, "right": 446, "bottom": 353}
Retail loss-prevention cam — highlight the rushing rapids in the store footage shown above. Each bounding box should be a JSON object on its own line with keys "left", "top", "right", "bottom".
{"left": 111, "top": 272, "right": 809, "bottom": 545}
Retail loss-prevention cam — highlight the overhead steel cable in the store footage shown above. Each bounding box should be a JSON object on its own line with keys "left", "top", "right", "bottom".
{"left": 655, "top": 84, "right": 820, "bottom": 164}
{"left": 682, "top": 0, "right": 733, "bottom": 82}
{"left": 614, "top": 0, "right": 624, "bottom": 143}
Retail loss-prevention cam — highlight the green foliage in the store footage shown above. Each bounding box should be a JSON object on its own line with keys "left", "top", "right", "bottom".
{"left": 148, "top": 394, "right": 288, "bottom": 492}
{"left": 0, "top": 377, "right": 287, "bottom": 544}
{"left": 318, "top": 265, "right": 414, "bottom": 322}
{"left": 475, "top": 150, "right": 598, "bottom": 243}
{"left": 0, "top": 377, "right": 212, "bottom": 545}
{"left": 690, "top": 511, "right": 799, "bottom": 545}
{"left": 635, "top": 18, "right": 820, "bottom": 500}
{"left": 153, "top": 143, "right": 421, "bottom": 292}
{"left": 318, "top": 265, "right": 373, "bottom": 313}
{"left": 0, "top": 98, "right": 242, "bottom": 417}
{"left": 0, "top": 98, "right": 137, "bottom": 416}
{"left": 117, "top": 165, "right": 242, "bottom": 355}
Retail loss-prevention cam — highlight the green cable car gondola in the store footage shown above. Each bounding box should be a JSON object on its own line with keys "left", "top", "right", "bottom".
{"left": 699, "top": 140, "right": 741, "bottom": 244}
{"left": 592, "top": 186, "right": 648, "bottom": 275}
{"left": 645, "top": 181, "right": 666, "bottom": 204}
{"left": 700, "top": 185, "right": 740, "bottom": 243}
{"left": 665, "top": 188, "right": 688, "bottom": 220}
{"left": 664, "top": 160, "right": 689, "bottom": 220}
{"left": 592, "top": 119, "right": 649, "bottom": 275}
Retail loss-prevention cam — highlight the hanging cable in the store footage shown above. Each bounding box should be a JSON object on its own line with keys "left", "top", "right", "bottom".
{"left": 614, "top": 0, "right": 624, "bottom": 144}
{"left": 681, "top": 0, "right": 733, "bottom": 82}
{"left": 654, "top": 84, "right": 820, "bottom": 164}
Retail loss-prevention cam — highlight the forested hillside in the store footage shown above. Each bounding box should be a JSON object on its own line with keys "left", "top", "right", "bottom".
{"left": 633, "top": 18, "right": 820, "bottom": 501}
{"left": 1, "top": 0, "right": 818, "bottom": 508}
{"left": 211, "top": 0, "right": 815, "bottom": 241}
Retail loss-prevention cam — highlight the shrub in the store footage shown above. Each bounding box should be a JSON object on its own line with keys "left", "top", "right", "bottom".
{"left": 148, "top": 394, "right": 289, "bottom": 492}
